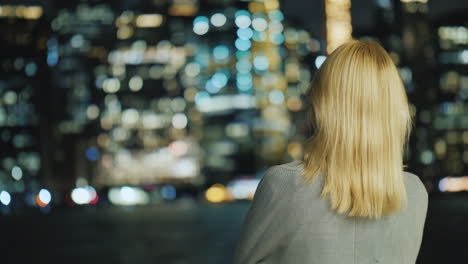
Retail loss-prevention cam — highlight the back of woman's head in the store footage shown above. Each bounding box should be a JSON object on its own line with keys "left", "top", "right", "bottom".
{"left": 302, "top": 39, "right": 412, "bottom": 219}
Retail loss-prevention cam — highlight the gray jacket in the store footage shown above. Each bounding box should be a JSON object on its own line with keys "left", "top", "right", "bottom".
{"left": 233, "top": 160, "right": 428, "bottom": 264}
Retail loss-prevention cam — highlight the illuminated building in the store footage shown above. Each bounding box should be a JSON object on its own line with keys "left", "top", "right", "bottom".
{"left": 91, "top": 2, "right": 203, "bottom": 187}
{"left": 431, "top": 9, "right": 468, "bottom": 188}
{"left": 325, "top": 0, "right": 352, "bottom": 54}
{"left": 184, "top": 0, "right": 317, "bottom": 185}
{"left": 48, "top": 3, "right": 116, "bottom": 190}
{"left": 75, "top": 0, "right": 318, "bottom": 187}
{"left": 398, "top": 0, "right": 438, "bottom": 189}
{"left": 395, "top": 0, "right": 468, "bottom": 191}
{"left": 1, "top": 0, "right": 320, "bottom": 194}
{"left": 0, "top": 4, "right": 46, "bottom": 197}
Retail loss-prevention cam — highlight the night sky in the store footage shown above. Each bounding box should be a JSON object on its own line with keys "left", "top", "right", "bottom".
{"left": 282, "top": 0, "right": 468, "bottom": 38}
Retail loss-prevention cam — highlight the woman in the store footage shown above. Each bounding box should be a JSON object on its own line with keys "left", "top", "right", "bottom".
{"left": 232, "top": 39, "right": 428, "bottom": 264}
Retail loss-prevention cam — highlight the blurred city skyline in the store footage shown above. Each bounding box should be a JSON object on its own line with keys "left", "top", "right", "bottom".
{"left": 1, "top": 1, "right": 468, "bottom": 263}
{"left": 0, "top": 0, "right": 467, "bottom": 207}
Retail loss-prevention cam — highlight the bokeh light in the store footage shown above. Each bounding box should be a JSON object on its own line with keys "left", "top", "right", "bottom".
{"left": 210, "top": 13, "right": 226, "bottom": 27}
{"left": 193, "top": 16, "right": 209, "bottom": 35}
{"left": 205, "top": 184, "right": 227, "bottom": 203}
{"left": 0, "top": 191, "right": 11, "bottom": 206}
{"left": 235, "top": 10, "right": 251, "bottom": 29}
{"left": 37, "top": 189, "right": 52, "bottom": 207}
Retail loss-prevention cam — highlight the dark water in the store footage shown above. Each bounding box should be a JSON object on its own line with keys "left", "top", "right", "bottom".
{"left": 418, "top": 193, "right": 468, "bottom": 264}
{"left": 0, "top": 194, "right": 465, "bottom": 264}
{"left": 1, "top": 201, "right": 248, "bottom": 264}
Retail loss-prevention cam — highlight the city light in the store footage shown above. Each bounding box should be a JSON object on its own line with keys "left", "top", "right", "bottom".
{"left": 236, "top": 60, "right": 252, "bottom": 73}
{"left": 460, "top": 50, "right": 468, "bottom": 64}
{"left": 235, "top": 10, "right": 251, "bottom": 29}
{"left": 25, "top": 63, "right": 37, "bottom": 76}
{"left": 168, "top": 0, "right": 198, "bottom": 16}
{"left": 235, "top": 38, "right": 252, "bottom": 51}
{"left": 210, "top": 13, "right": 226, "bottom": 27}
{"left": 226, "top": 123, "right": 249, "bottom": 138}
{"left": 237, "top": 28, "right": 254, "bottom": 40}
{"left": 439, "top": 177, "right": 468, "bottom": 192}
{"left": 70, "top": 186, "right": 98, "bottom": 205}
{"left": 11, "top": 166, "right": 23, "bottom": 181}
{"left": 252, "top": 31, "right": 267, "bottom": 42}
{"left": 71, "top": 187, "right": 92, "bottom": 205}
{"left": 184, "top": 62, "right": 201, "bottom": 77}
{"left": 172, "top": 97, "right": 186, "bottom": 112}
{"left": 268, "top": 20, "right": 283, "bottom": 33}
{"left": 171, "top": 158, "right": 199, "bottom": 178}
{"left": 252, "top": 17, "right": 268, "bottom": 32}
{"left": 129, "top": 76, "right": 144, "bottom": 92}
{"left": 264, "top": 0, "right": 280, "bottom": 11}
{"left": 161, "top": 185, "right": 177, "bottom": 200}
{"left": 169, "top": 140, "right": 188, "bottom": 157}
{"left": 0, "top": 191, "right": 11, "bottom": 206}
{"left": 86, "top": 147, "right": 99, "bottom": 161}
{"left": 195, "top": 94, "right": 256, "bottom": 113}
{"left": 438, "top": 26, "right": 468, "bottom": 45}
{"left": 253, "top": 56, "right": 269, "bottom": 71}
{"left": 211, "top": 72, "right": 229, "bottom": 89}
{"left": 268, "top": 89, "right": 285, "bottom": 104}
{"left": 117, "top": 26, "right": 133, "bottom": 39}
{"left": 213, "top": 46, "right": 230, "bottom": 63}
{"left": 270, "top": 32, "right": 285, "bottom": 45}
{"left": 420, "top": 150, "right": 435, "bottom": 165}
{"left": 103, "top": 78, "right": 121, "bottom": 93}
{"left": 236, "top": 73, "right": 253, "bottom": 92}
{"left": 193, "top": 16, "right": 209, "bottom": 35}
{"left": 36, "top": 189, "right": 52, "bottom": 207}
{"left": 0, "top": 5, "right": 43, "bottom": 20}
{"left": 135, "top": 14, "right": 163, "bottom": 28}
{"left": 108, "top": 45, "right": 185, "bottom": 65}
{"left": 286, "top": 96, "right": 303, "bottom": 112}
{"left": 3, "top": 91, "right": 17, "bottom": 105}
{"left": 70, "top": 34, "right": 85, "bottom": 48}
{"left": 205, "top": 184, "right": 227, "bottom": 203}
{"left": 315, "top": 55, "right": 327, "bottom": 69}
{"left": 227, "top": 179, "right": 260, "bottom": 200}
{"left": 88, "top": 187, "right": 99, "bottom": 205}
{"left": 268, "top": 10, "right": 284, "bottom": 21}
{"left": 172, "top": 113, "right": 188, "bottom": 129}
{"left": 325, "top": 0, "right": 352, "bottom": 53}
{"left": 108, "top": 186, "right": 150, "bottom": 205}
{"left": 141, "top": 112, "right": 163, "bottom": 129}
{"left": 86, "top": 105, "right": 100, "bottom": 120}
{"left": 122, "top": 108, "right": 140, "bottom": 128}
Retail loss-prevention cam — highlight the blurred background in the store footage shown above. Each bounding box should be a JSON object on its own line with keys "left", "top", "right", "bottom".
{"left": 0, "top": 0, "right": 467, "bottom": 263}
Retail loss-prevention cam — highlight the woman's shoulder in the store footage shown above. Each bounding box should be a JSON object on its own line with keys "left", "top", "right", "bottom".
{"left": 262, "top": 160, "right": 304, "bottom": 183}
{"left": 403, "top": 171, "right": 429, "bottom": 200}
{"left": 259, "top": 160, "right": 313, "bottom": 197}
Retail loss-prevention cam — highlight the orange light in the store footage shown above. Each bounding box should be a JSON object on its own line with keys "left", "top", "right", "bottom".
{"left": 36, "top": 195, "right": 47, "bottom": 207}
{"left": 205, "top": 184, "right": 227, "bottom": 203}
{"left": 135, "top": 14, "right": 163, "bottom": 28}
{"left": 439, "top": 176, "right": 468, "bottom": 192}
{"left": 325, "top": 0, "right": 352, "bottom": 54}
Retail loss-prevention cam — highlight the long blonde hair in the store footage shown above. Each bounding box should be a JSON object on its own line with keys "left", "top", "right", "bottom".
{"left": 302, "top": 39, "right": 412, "bottom": 219}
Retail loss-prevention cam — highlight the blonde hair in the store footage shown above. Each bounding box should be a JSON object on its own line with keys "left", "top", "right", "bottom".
{"left": 301, "top": 39, "right": 412, "bottom": 219}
